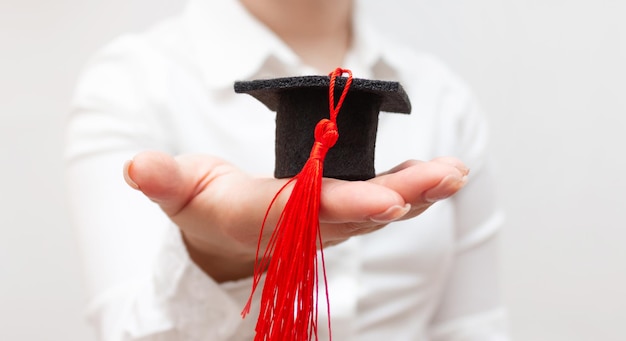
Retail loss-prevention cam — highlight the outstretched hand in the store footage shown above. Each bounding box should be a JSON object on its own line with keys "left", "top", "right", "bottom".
{"left": 123, "top": 151, "right": 468, "bottom": 282}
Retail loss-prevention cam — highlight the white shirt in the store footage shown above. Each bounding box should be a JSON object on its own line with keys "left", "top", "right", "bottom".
{"left": 65, "top": 0, "right": 509, "bottom": 340}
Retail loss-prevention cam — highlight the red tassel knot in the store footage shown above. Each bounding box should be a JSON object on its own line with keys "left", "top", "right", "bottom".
{"left": 310, "top": 119, "right": 338, "bottom": 160}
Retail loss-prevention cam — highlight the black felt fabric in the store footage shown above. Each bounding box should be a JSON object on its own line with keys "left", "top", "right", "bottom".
{"left": 234, "top": 76, "right": 411, "bottom": 180}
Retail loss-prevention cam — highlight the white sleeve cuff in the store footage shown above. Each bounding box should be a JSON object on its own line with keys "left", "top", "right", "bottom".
{"left": 86, "top": 223, "right": 257, "bottom": 341}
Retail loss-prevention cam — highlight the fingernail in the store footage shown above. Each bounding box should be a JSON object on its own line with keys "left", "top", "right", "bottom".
{"left": 123, "top": 160, "right": 140, "bottom": 189}
{"left": 424, "top": 175, "right": 468, "bottom": 203}
{"left": 446, "top": 162, "right": 470, "bottom": 176}
{"left": 369, "top": 203, "right": 411, "bottom": 223}
{"left": 456, "top": 165, "right": 470, "bottom": 176}
{"left": 434, "top": 157, "right": 470, "bottom": 176}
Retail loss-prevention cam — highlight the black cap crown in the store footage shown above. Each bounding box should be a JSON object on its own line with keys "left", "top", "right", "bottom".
{"left": 235, "top": 75, "right": 411, "bottom": 180}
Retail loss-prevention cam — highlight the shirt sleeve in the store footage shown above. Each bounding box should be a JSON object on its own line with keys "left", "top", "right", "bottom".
{"left": 426, "top": 72, "right": 511, "bottom": 340}
{"left": 65, "top": 37, "right": 256, "bottom": 341}
{"left": 428, "top": 165, "right": 510, "bottom": 341}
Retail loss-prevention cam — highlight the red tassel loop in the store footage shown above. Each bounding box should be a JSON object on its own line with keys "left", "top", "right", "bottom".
{"left": 242, "top": 68, "right": 353, "bottom": 341}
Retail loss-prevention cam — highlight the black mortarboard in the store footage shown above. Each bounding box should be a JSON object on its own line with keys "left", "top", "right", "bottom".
{"left": 235, "top": 75, "right": 411, "bottom": 180}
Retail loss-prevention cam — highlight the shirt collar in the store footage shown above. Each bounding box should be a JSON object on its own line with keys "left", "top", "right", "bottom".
{"left": 182, "top": 0, "right": 300, "bottom": 89}
{"left": 182, "top": 0, "right": 402, "bottom": 89}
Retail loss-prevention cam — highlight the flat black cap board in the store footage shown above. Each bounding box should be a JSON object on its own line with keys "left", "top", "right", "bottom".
{"left": 234, "top": 75, "right": 411, "bottom": 180}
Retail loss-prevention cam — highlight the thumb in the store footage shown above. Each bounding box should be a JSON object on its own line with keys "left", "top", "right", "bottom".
{"left": 123, "top": 151, "right": 196, "bottom": 216}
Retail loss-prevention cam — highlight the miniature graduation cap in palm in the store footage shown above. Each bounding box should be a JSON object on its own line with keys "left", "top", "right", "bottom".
{"left": 236, "top": 69, "right": 411, "bottom": 341}
{"left": 235, "top": 70, "right": 411, "bottom": 180}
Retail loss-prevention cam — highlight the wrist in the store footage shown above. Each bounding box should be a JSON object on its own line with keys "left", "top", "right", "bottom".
{"left": 181, "top": 232, "right": 257, "bottom": 283}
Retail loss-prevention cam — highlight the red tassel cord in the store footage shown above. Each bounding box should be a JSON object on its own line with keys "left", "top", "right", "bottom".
{"left": 242, "top": 68, "right": 353, "bottom": 341}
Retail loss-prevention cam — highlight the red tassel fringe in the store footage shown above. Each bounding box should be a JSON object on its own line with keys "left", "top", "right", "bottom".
{"left": 242, "top": 68, "right": 353, "bottom": 341}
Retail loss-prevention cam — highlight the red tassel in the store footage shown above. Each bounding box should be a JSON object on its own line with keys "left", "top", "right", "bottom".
{"left": 242, "top": 68, "right": 353, "bottom": 341}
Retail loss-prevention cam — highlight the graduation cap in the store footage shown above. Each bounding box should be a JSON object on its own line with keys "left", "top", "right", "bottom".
{"left": 235, "top": 74, "right": 411, "bottom": 180}
{"left": 237, "top": 69, "right": 411, "bottom": 341}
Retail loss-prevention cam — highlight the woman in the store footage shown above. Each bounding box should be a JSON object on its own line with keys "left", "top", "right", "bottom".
{"left": 66, "top": 0, "right": 509, "bottom": 339}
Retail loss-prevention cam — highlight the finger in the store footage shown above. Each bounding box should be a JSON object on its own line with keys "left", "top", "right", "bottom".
{"left": 430, "top": 156, "right": 470, "bottom": 175}
{"left": 379, "top": 157, "right": 468, "bottom": 176}
{"left": 319, "top": 158, "right": 469, "bottom": 232}
{"left": 123, "top": 151, "right": 230, "bottom": 216}
{"left": 376, "top": 159, "right": 423, "bottom": 176}
{"left": 318, "top": 178, "right": 409, "bottom": 223}
{"left": 370, "top": 158, "right": 469, "bottom": 207}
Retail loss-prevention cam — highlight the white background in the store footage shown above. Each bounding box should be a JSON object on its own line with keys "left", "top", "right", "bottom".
{"left": 1, "top": 1, "right": 624, "bottom": 340}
